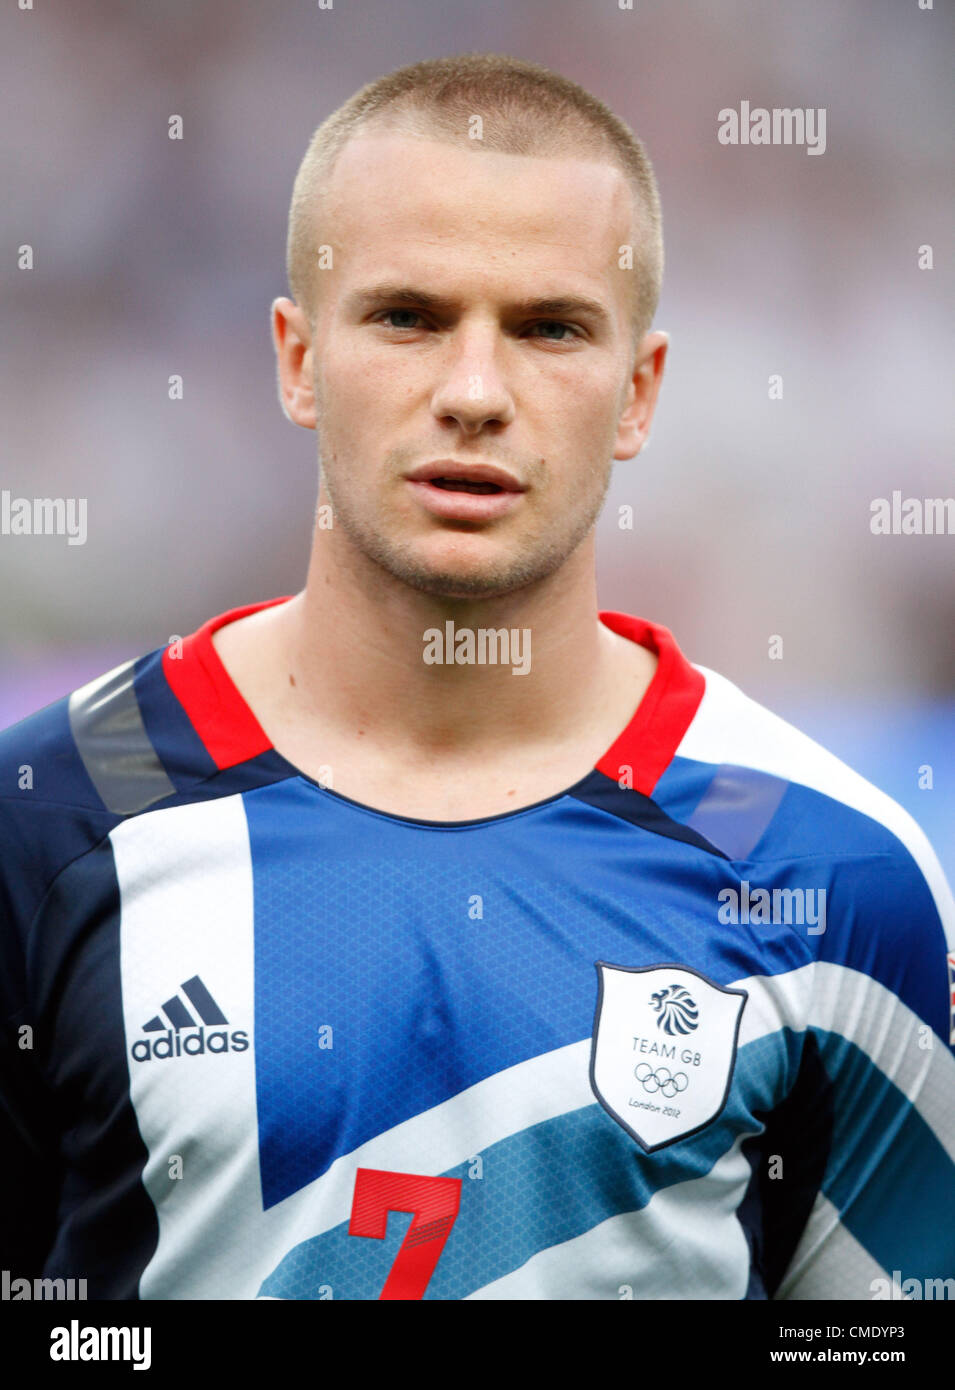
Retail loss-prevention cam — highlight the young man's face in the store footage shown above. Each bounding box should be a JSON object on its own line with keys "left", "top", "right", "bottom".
{"left": 276, "top": 129, "right": 666, "bottom": 600}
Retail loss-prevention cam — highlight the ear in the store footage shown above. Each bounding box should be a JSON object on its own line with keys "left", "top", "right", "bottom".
{"left": 613, "top": 330, "right": 669, "bottom": 460}
{"left": 272, "top": 297, "right": 317, "bottom": 429}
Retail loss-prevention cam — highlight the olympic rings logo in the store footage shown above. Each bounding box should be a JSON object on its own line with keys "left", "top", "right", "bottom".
{"left": 634, "top": 1064, "right": 688, "bottom": 1099}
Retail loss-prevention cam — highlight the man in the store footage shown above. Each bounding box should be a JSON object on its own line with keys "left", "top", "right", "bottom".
{"left": 1, "top": 53, "right": 952, "bottom": 1301}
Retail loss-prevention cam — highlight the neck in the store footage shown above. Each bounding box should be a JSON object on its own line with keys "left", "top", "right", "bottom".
{"left": 267, "top": 517, "right": 654, "bottom": 762}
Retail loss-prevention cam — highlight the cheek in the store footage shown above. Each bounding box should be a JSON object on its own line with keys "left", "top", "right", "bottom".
{"left": 544, "top": 371, "right": 620, "bottom": 442}
{"left": 325, "top": 343, "right": 419, "bottom": 418}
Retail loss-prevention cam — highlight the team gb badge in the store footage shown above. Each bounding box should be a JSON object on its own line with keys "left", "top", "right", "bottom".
{"left": 590, "top": 962, "right": 747, "bottom": 1152}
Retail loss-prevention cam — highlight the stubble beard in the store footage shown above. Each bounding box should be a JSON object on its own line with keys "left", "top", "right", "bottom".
{"left": 316, "top": 422, "right": 614, "bottom": 601}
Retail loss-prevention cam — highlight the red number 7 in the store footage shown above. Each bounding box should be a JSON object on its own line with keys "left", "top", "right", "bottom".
{"left": 349, "top": 1168, "right": 463, "bottom": 1300}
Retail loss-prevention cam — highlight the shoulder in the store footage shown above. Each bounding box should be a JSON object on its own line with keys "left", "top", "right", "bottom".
{"left": 0, "top": 641, "right": 190, "bottom": 818}
{"left": 0, "top": 602, "right": 296, "bottom": 942}
{"left": 676, "top": 663, "right": 953, "bottom": 928}
{"left": 0, "top": 652, "right": 166, "bottom": 943}
{"left": 662, "top": 663, "right": 954, "bottom": 1049}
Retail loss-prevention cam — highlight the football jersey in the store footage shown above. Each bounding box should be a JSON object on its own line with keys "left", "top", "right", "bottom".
{"left": 1, "top": 596, "right": 953, "bottom": 1300}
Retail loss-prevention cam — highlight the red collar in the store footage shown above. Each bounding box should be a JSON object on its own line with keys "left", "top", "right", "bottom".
{"left": 162, "top": 598, "right": 703, "bottom": 796}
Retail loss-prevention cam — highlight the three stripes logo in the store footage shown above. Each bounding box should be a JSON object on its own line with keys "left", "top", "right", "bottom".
{"left": 130, "top": 975, "right": 248, "bottom": 1062}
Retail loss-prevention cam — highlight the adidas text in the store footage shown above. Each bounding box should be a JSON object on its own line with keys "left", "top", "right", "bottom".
{"left": 131, "top": 1026, "right": 248, "bottom": 1062}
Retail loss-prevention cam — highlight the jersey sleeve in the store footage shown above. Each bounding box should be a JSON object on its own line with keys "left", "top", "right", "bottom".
{"left": 775, "top": 832, "right": 955, "bottom": 1299}
{"left": 0, "top": 695, "right": 125, "bottom": 1281}
{"left": 0, "top": 799, "right": 63, "bottom": 1277}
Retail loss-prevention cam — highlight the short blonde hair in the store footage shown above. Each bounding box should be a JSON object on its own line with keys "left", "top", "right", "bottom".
{"left": 286, "top": 52, "right": 664, "bottom": 342}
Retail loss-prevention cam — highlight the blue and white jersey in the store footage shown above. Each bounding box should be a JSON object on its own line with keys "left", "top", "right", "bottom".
{"left": 1, "top": 596, "right": 953, "bottom": 1300}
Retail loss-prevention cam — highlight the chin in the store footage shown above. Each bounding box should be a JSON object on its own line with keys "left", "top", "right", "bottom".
{"left": 392, "top": 552, "right": 555, "bottom": 601}
{"left": 401, "top": 569, "right": 518, "bottom": 600}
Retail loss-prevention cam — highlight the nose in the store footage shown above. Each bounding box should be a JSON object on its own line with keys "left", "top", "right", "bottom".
{"left": 429, "top": 323, "right": 516, "bottom": 435}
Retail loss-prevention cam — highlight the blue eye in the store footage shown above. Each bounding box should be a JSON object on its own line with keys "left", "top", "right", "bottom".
{"left": 381, "top": 310, "right": 424, "bottom": 329}
{"left": 530, "top": 321, "right": 579, "bottom": 341}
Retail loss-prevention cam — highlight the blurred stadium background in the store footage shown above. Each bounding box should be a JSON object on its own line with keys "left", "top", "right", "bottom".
{"left": 1, "top": 0, "right": 952, "bottom": 877}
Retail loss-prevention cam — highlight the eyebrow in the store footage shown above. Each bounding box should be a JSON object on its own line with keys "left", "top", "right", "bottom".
{"left": 345, "top": 283, "right": 613, "bottom": 328}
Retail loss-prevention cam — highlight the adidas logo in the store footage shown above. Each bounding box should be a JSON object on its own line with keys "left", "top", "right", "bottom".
{"left": 130, "top": 975, "right": 248, "bottom": 1062}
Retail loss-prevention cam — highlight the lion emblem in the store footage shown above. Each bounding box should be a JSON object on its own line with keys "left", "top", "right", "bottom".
{"left": 649, "top": 984, "right": 699, "bottom": 1035}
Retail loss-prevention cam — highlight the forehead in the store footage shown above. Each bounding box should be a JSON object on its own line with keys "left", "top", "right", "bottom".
{"left": 320, "top": 131, "right": 635, "bottom": 308}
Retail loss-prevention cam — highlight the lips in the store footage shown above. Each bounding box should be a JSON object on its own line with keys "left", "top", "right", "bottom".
{"left": 429, "top": 478, "right": 501, "bottom": 494}
{"left": 405, "top": 474, "right": 526, "bottom": 522}
{"left": 405, "top": 460, "right": 526, "bottom": 494}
